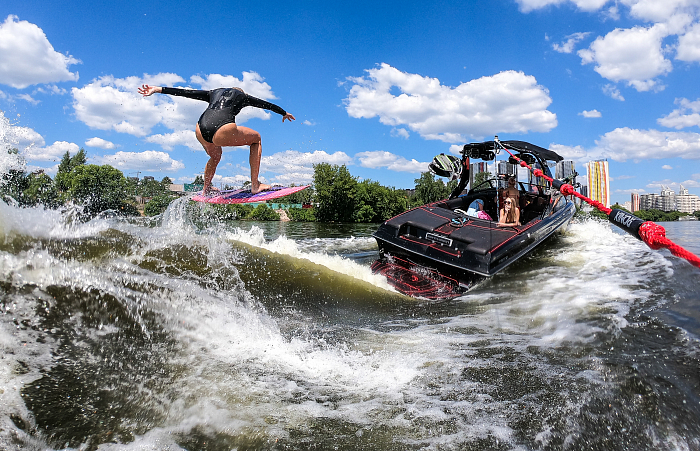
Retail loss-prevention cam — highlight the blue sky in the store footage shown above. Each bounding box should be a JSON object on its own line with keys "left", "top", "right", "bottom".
{"left": 1, "top": 0, "right": 699, "bottom": 205}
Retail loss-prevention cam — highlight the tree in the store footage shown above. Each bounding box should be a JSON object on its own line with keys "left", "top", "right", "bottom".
{"left": 471, "top": 171, "right": 492, "bottom": 190}
{"left": 353, "top": 180, "right": 409, "bottom": 223}
{"left": 313, "top": 163, "right": 357, "bottom": 222}
{"left": 412, "top": 172, "right": 449, "bottom": 206}
{"left": 249, "top": 204, "right": 280, "bottom": 221}
{"left": 144, "top": 194, "right": 177, "bottom": 216}
{"left": 24, "top": 172, "right": 59, "bottom": 208}
{"left": 55, "top": 149, "right": 87, "bottom": 193}
{"left": 193, "top": 175, "right": 205, "bottom": 185}
{"left": 1, "top": 148, "right": 29, "bottom": 205}
{"left": 66, "top": 164, "right": 136, "bottom": 217}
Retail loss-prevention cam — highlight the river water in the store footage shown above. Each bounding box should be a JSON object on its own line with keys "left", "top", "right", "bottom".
{"left": 1, "top": 196, "right": 699, "bottom": 451}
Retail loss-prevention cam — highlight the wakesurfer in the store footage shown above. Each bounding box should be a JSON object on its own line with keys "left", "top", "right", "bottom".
{"left": 138, "top": 85, "right": 295, "bottom": 194}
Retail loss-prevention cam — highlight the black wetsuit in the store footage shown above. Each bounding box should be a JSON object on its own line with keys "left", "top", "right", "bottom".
{"left": 160, "top": 87, "right": 287, "bottom": 143}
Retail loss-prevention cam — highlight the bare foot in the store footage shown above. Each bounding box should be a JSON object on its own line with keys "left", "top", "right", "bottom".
{"left": 251, "top": 183, "right": 271, "bottom": 194}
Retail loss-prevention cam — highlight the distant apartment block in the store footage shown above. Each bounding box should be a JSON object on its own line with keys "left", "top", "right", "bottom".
{"left": 640, "top": 185, "right": 700, "bottom": 213}
{"left": 586, "top": 160, "right": 610, "bottom": 209}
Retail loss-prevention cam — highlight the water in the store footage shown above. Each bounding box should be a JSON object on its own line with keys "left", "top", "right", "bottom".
{"left": 1, "top": 191, "right": 699, "bottom": 450}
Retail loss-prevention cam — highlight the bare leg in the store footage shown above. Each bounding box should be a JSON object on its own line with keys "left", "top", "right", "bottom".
{"left": 196, "top": 124, "right": 222, "bottom": 194}
{"left": 212, "top": 123, "right": 269, "bottom": 194}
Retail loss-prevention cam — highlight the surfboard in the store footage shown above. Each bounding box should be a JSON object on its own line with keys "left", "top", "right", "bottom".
{"left": 191, "top": 185, "right": 310, "bottom": 204}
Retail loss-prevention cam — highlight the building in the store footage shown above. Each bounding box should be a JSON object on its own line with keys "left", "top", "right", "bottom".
{"left": 676, "top": 185, "right": 700, "bottom": 213}
{"left": 555, "top": 160, "right": 576, "bottom": 181}
{"left": 630, "top": 193, "right": 640, "bottom": 212}
{"left": 639, "top": 185, "right": 700, "bottom": 213}
{"left": 496, "top": 161, "right": 516, "bottom": 177}
{"left": 586, "top": 160, "right": 610, "bottom": 209}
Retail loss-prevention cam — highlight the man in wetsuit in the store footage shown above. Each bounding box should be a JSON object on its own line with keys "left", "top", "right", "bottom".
{"left": 138, "top": 84, "right": 295, "bottom": 194}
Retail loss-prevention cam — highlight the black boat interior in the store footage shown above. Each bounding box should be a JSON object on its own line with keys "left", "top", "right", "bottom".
{"left": 433, "top": 178, "right": 551, "bottom": 227}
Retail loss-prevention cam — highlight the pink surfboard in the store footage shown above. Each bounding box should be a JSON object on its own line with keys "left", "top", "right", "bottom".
{"left": 191, "top": 185, "right": 310, "bottom": 204}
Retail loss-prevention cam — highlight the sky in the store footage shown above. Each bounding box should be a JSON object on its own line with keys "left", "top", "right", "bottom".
{"left": 1, "top": 0, "right": 700, "bottom": 206}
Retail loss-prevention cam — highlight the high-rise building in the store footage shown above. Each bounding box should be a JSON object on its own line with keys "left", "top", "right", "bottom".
{"left": 555, "top": 160, "right": 576, "bottom": 181}
{"left": 496, "top": 161, "right": 517, "bottom": 177}
{"left": 586, "top": 160, "right": 610, "bottom": 209}
{"left": 631, "top": 193, "right": 640, "bottom": 212}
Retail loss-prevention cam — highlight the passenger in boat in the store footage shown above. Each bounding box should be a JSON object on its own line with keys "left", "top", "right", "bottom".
{"left": 498, "top": 197, "right": 521, "bottom": 227}
{"left": 504, "top": 176, "right": 520, "bottom": 208}
{"left": 138, "top": 84, "right": 295, "bottom": 195}
{"left": 466, "top": 199, "right": 492, "bottom": 220}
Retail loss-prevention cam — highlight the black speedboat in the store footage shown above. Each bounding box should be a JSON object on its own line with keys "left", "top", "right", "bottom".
{"left": 371, "top": 139, "right": 577, "bottom": 299}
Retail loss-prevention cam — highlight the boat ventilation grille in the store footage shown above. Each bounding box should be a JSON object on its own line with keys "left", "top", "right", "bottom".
{"left": 425, "top": 232, "right": 453, "bottom": 247}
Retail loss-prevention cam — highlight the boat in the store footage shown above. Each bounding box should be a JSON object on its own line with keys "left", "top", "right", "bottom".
{"left": 371, "top": 139, "right": 577, "bottom": 300}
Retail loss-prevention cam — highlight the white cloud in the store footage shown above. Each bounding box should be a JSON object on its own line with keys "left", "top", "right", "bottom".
{"left": 658, "top": 97, "right": 700, "bottom": 129}
{"left": 24, "top": 141, "right": 80, "bottom": 162}
{"left": 16, "top": 93, "right": 39, "bottom": 104}
{"left": 551, "top": 127, "right": 700, "bottom": 162}
{"left": 596, "top": 127, "right": 700, "bottom": 161}
{"left": 303, "top": 120, "right": 316, "bottom": 126}
{"left": 620, "top": 0, "right": 700, "bottom": 24}
{"left": 662, "top": 164, "right": 674, "bottom": 169}
{"left": 580, "top": 109, "right": 602, "bottom": 117}
{"left": 516, "top": 0, "right": 610, "bottom": 13}
{"left": 356, "top": 151, "right": 429, "bottom": 173}
{"left": 677, "top": 22, "right": 700, "bottom": 61}
{"left": 553, "top": 32, "right": 591, "bottom": 53}
{"left": 0, "top": 15, "right": 80, "bottom": 89}
{"left": 72, "top": 73, "right": 187, "bottom": 137}
{"left": 602, "top": 84, "right": 625, "bottom": 100}
{"left": 390, "top": 127, "right": 410, "bottom": 139}
{"left": 145, "top": 129, "right": 200, "bottom": 150}
{"left": 85, "top": 137, "right": 117, "bottom": 149}
{"left": 260, "top": 150, "right": 352, "bottom": 184}
{"left": 92, "top": 150, "right": 185, "bottom": 172}
{"left": 578, "top": 24, "right": 672, "bottom": 91}
{"left": 344, "top": 63, "right": 557, "bottom": 143}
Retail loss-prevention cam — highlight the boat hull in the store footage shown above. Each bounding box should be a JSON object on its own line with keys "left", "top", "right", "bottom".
{"left": 372, "top": 192, "right": 576, "bottom": 299}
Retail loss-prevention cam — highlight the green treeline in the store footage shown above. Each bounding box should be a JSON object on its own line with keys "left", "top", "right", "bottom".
{"left": 2, "top": 149, "right": 462, "bottom": 223}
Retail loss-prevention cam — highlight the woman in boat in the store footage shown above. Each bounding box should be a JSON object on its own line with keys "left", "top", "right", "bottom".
{"left": 138, "top": 84, "right": 295, "bottom": 194}
{"left": 503, "top": 176, "right": 520, "bottom": 208}
{"left": 498, "top": 197, "right": 521, "bottom": 227}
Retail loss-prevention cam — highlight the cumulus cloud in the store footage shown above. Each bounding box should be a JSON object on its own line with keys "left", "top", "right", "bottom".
{"left": 558, "top": 127, "right": 700, "bottom": 162}
{"left": 0, "top": 115, "right": 45, "bottom": 153}
{"left": 677, "top": 22, "right": 700, "bottom": 61}
{"left": 390, "top": 128, "right": 410, "bottom": 139}
{"left": 92, "top": 150, "right": 185, "bottom": 172}
{"left": 658, "top": 97, "right": 700, "bottom": 128}
{"left": 602, "top": 84, "right": 625, "bottom": 100}
{"left": 85, "top": 137, "right": 117, "bottom": 149}
{"left": 620, "top": 0, "right": 700, "bottom": 24}
{"left": 580, "top": 109, "right": 602, "bottom": 117}
{"left": 578, "top": 24, "right": 672, "bottom": 91}
{"left": 0, "top": 15, "right": 80, "bottom": 89}
{"left": 515, "top": 0, "right": 610, "bottom": 13}
{"left": 662, "top": 164, "right": 674, "bottom": 169}
{"left": 344, "top": 63, "right": 556, "bottom": 143}
{"left": 24, "top": 141, "right": 80, "bottom": 162}
{"left": 553, "top": 32, "right": 591, "bottom": 53}
{"left": 145, "top": 129, "right": 200, "bottom": 150}
{"left": 260, "top": 150, "right": 352, "bottom": 184}
{"left": 356, "top": 151, "right": 429, "bottom": 173}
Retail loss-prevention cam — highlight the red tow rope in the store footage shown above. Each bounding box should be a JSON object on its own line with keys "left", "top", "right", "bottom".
{"left": 499, "top": 143, "right": 700, "bottom": 269}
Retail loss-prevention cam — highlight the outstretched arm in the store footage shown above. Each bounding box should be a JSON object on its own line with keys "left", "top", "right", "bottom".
{"left": 138, "top": 85, "right": 210, "bottom": 102}
{"left": 244, "top": 94, "right": 295, "bottom": 122}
